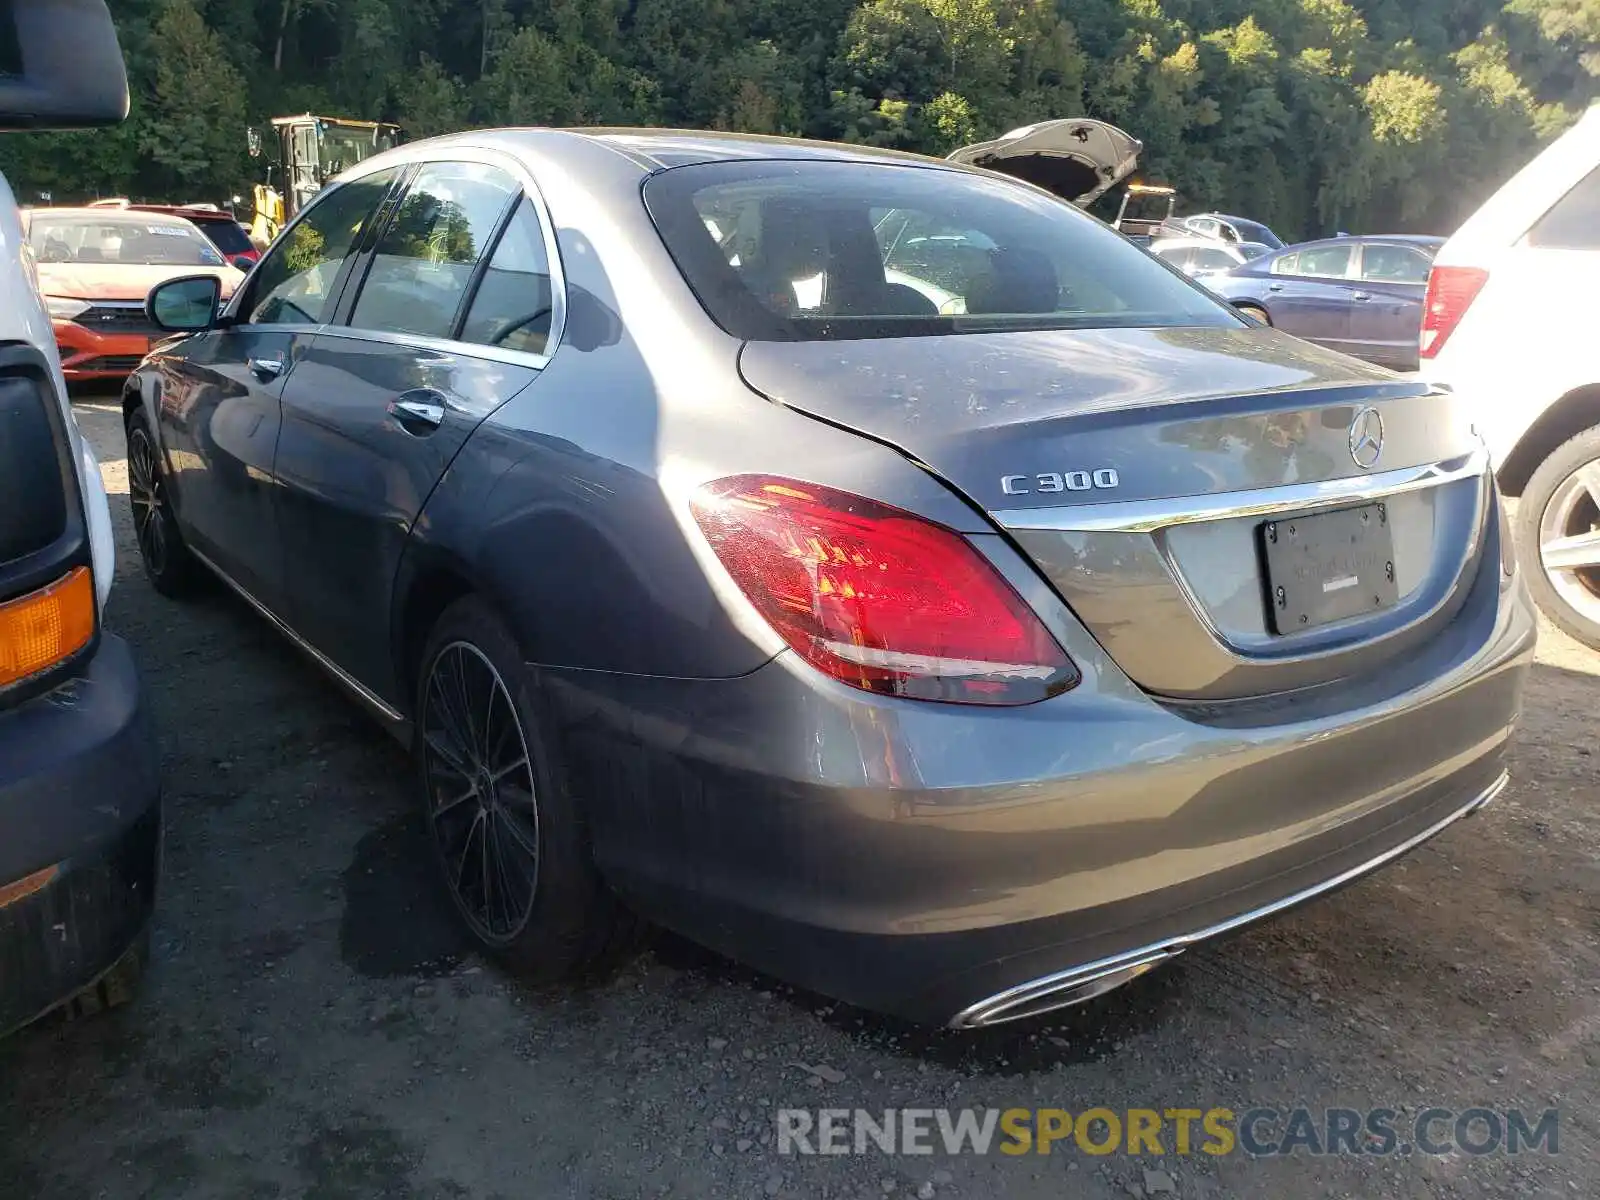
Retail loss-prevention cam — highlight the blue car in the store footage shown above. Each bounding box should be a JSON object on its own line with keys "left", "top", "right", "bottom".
{"left": 1206, "top": 234, "right": 1444, "bottom": 371}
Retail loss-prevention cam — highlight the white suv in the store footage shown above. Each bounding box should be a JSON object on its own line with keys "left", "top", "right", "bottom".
{"left": 1421, "top": 103, "right": 1600, "bottom": 648}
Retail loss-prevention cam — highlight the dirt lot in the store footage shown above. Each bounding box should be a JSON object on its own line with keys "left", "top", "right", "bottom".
{"left": 2, "top": 397, "right": 1596, "bottom": 1200}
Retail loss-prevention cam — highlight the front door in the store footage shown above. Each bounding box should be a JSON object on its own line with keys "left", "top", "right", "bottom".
{"left": 155, "top": 168, "right": 401, "bottom": 606}
{"left": 272, "top": 161, "right": 558, "bottom": 707}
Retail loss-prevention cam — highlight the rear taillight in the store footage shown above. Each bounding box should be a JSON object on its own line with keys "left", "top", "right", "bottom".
{"left": 1419, "top": 265, "right": 1488, "bottom": 359}
{"left": 691, "top": 476, "right": 1077, "bottom": 705}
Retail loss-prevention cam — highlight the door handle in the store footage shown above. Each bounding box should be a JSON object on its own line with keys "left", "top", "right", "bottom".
{"left": 1351, "top": 291, "right": 1371, "bottom": 301}
{"left": 388, "top": 396, "right": 446, "bottom": 434}
{"left": 1267, "top": 282, "right": 1284, "bottom": 291}
{"left": 248, "top": 355, "right": 285, "bottom": 379}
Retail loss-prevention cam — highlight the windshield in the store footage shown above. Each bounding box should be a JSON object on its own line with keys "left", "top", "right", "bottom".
{"left": 645, "top": 161, "right": 1237, "bottom": 342}
{"left": 28, "top": 215, "right": 226, "bottom": 267}
{"left": 320, "top": 124, "right": 399, "bottom": 176}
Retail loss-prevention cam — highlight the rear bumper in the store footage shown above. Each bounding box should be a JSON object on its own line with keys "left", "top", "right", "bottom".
{"left": 549, "top": 519, "right": 1536, "bottom": 1024}
{"left": 0, "top": 635, "right": 161, "bottom": 1036}
{"left": 51, "top": 318, "right": 152, "bottom": 381}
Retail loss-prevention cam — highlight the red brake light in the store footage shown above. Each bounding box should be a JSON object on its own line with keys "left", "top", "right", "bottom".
{"left": 691, "top": 476, "right": 1078, "bottom": 705}
{"left": 1419, "top": 265, "right": 1488, "bottom": 359}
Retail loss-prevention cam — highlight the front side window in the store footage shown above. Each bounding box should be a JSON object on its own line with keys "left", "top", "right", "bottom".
{"left": 28, "top": 215, "right": 225, "bottom": 267}
{"left": 644, "top": 160, "right": 1236, "bottom": 341}
{"left": 1359, "top": 243, "right": 1433, "bottom": 283}
{"left": 1294, "top": 244, "right": 1354, "bottom": 279}
{"left": 1270, "top": 252, "right": 1300, "bottom": 275}
{"left": 459, "top": 199, "right": 555, "bottom": 355}
{"left": 1528, "top": 165, "right": 1600, "bottom": 250}
{"left": 349, "top": 161, "right": 519, "bottom": 339}
{"left": 246, "top": 169, "right": 397, "bottom": 326}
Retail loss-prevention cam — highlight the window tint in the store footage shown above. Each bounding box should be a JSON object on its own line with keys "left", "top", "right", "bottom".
{"left": 459, "top": 199, "right": 556, "bottom": 355}
{"left": 644, "top": 160, "right": 1235, "bottom": 342}
{"left": 247, "top": 171, "right": 396, "bottom": 325}
{"left": 1271, "top": 252, "right": 1299, "bottom": 275}
{"left": 350, "top": 161, "right": 520, "bottom": 338}
{"left": 1360, "top": 243, "right": 1433, "bottom": 283}
{"left": 1295, "top": 245, "right": 1353, "bottom": 278}
{"left": 1529, "top": 165, "right": 1600, "bottom": 250}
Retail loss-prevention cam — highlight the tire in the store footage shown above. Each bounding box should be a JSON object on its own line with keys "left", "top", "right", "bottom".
{"left": 414, "top": 596, "right": 634, "bottom": 980}
{"left": 1515, "top": 424, "right": 1600, "bottom": 651}
{"left": 1236, "top": 303, "right": 1271, "bottom": 327}
{"left": 126, "top": 411, "right": 204, "bottom": 598}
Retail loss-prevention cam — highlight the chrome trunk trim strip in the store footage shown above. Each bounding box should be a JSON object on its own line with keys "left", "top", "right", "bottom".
{"left": 992, "top": 448, "right": 1489, "bottom": 534}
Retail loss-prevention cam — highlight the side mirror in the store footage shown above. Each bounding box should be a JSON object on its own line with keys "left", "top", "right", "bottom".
{"left": 147, "top": 275, "right": 223, "bottom": 333}
{"left": 0, "top": 0, "right": 129, "bottom": 130}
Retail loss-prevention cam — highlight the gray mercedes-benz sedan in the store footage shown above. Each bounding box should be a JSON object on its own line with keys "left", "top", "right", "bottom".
{"left": 125, "top": 128, "right": 1536, "bottom": 1027}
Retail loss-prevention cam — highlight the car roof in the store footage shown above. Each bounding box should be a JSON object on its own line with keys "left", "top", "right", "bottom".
{"left": 21, "top": 206, "right": 199, "bottom": 227}
{"left": 359, "top": 126, "right": 964, "bottom": 176}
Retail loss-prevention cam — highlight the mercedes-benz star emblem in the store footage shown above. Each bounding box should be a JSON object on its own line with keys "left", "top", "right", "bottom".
{"left": 1349, "top": 406, "right": 1384, "bottom": 469}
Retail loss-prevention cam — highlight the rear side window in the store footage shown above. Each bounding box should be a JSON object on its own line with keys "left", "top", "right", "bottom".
{"left": 1359, "top": 243, "right": 1433, "bottom": 283}
{"left": 459, "top": 199, "right": 555, "bottom": 356}
{"left": 644, "top": 160, "right": 1235, "bottom": 342}
{"left": 350, "top": 161, "right": 520, "bottom": 339}
{"left": 1190, "top": 246, "right": 1238, "bottom": 272}
{"left": 1528, "top": 165, "right": 1600, "bottom": 250}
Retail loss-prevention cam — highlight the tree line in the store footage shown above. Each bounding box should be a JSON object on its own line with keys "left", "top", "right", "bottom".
{"left": 1, "top": 0, "right": 1595, "bottom": 239}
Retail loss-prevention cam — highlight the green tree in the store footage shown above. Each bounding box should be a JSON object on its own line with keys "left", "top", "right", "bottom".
{"left": 141, "top": 0, "right": 249, "bottom": 196}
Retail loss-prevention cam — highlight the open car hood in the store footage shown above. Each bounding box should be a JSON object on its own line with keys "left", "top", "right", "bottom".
{"left": 946, "top": 119, "right": 1142, "bottom": 207}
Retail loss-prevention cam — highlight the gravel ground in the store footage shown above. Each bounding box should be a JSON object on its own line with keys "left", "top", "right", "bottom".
{"left": 2, "top": 397, "right": 1596, "bottom": 1200}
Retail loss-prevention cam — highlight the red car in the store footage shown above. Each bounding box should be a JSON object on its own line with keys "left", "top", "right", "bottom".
{"left": 87, "top": 199, "right": 259, "bottom": 269}
{"left": 23, "top": 206, "right": 245, "bottom": 381}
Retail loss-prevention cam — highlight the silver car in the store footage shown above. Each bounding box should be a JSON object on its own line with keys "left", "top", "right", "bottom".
{"left": 128, "top": 128, "right": 1536, "bottom": 1027}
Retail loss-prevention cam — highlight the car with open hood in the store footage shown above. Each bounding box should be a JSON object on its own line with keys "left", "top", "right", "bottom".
{"left": 126, "top": 127, "right": 1532, "bottom": 1027}
{"left": 24, "top": 206, "right": 244, "bottom": 382}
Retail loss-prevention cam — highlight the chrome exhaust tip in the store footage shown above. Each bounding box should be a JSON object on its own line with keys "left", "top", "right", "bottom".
{"left": 948, "top": 951, "right": 1175, "bottom": 1029}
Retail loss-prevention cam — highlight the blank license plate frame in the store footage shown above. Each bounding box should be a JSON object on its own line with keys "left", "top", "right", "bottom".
{"left": 1260, "top": 503, "right": 1398, "bottom": 634}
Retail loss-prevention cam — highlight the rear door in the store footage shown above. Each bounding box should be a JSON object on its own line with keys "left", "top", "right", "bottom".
{"left": 1263, "top": 243, "right": 1358, "bottom": 352}
{"left": 271, "top": 157, "right": 557, "bottom": 704}
{"left": 1347, "top": 241, "right": 1433, "bottom": 369}
{"left": 151, "top": 169, "right": 399, "bottom": 604}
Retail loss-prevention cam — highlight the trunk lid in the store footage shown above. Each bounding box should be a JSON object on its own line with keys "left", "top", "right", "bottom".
{"left": 737, "top": 327, "right": 1490, "bottom": 702}
{"left": 946, "top": 119, "right": 1142, "bottom": 208}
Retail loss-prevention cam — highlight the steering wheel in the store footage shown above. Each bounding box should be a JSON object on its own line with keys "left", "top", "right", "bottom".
{"left": 489, "top": 308, "right": 552, "bottom": 347}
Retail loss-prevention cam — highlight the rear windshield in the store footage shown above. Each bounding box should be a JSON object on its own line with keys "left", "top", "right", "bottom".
{"left": 28, "top": 215, "right": 226, "bottom": 267}
{"left": 191, "top": 217, "right": 253, "bottom": 255}
{"left": 643, "top": 160, "right": 1239, "bottom": 342}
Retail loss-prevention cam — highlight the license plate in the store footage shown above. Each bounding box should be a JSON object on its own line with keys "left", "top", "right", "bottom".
{"left": 1260, "top": 503, "right": 1398, "bottom": 634}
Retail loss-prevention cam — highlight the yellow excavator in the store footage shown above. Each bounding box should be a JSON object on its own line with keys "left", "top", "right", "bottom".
{"left": 247, "top": 114, "right": 404, "bottom": 247}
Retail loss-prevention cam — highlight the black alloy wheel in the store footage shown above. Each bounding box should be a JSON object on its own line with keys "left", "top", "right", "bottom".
{"left": 420, "top": 640, "right": 542, "bottom": 945}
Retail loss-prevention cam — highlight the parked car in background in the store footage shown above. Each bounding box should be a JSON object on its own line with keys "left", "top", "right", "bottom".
{"left": 23, "top": 207, "right": 244, "bottom": 381}
{"left": 88, "top": 198, "right": 260, "bottom": 269}
{"left": 1148, "top": 235, "right": 1273, "bottom": 276}
{"left": 0, "top": 0, "right": 162, "bottom": 1040}
{"left": 1205, "top": 235, "right": 1444, "bottom": 370}
{"left": 1174, "top": 211, "right": 1286, "bottom": 249}
{"left": 1421, "top": 102, "right": 1600, "bottom": 649}
{"left": 127, "top": 127, "right": 1531, "bottom": 1027}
